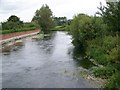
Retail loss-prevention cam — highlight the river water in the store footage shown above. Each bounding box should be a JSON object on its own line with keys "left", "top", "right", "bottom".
{"left": 2, "top": 31, "right": 98, "bottom": 88}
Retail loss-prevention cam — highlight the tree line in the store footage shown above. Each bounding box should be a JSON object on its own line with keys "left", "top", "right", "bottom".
{"left": 1, "top": 15, "right": 39, "bottom": 34}
{"left": 1, "top": 4, "right": 69, "bottom": 34}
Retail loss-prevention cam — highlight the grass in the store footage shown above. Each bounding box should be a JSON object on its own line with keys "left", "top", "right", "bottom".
{"left": 51, "top": 26, "right": 67, "bottom": 31}
{"left": 0, "top": 27, "right": 37, "bottom": 34}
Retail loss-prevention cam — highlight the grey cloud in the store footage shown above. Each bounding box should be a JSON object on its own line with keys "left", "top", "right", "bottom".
{"left": 0, "top": 0, "right": 26, "bottom": 13}
{"left": 0, "top": 3, "right": 18, "bottom": 10}
{"left": 0, "top": 0, "right": 106, "bottom": 22}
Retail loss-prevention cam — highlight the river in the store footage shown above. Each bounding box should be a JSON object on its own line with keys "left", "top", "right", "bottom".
{"left": 2, "top": 31, "right": 99, "bottom": 88}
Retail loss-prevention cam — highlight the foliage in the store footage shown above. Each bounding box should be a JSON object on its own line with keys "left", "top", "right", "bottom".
{"left": 93, "top": 65, "right": 115, "bottom": 79}
{"left": 32, "top": 4, "right": 55, "bottom": 31}
{"left": 2, "top": 15, "right": 23, "bottom": 30}
{"left": 0, "top": 23, "right": 2, "bottom": 30}
{"left": 86, "top": 35, "right": 118, "bottom": 65}
{"left": 23, "top": 22, "right": 39, "bottom": 29}
{"left": 53, "top": 17, "right": 67, "bottom": 26}
{"left": 69, "top": 1, "right": 119, "bottom": 89}
{"left": 2, "top": 21, "right": 23, "bottom": 30}
{"left": 1, "top": 15, "right": 39, "bottom": 34}
{"left": 51, "top": 26, "right": 67, "bottom": 31}
{"left": 105, "top": 72, "right": 120, "bottom": 89}
{"left": 70, "top": 14, "right": 105, "bottom": 49}
{"left": 0, "top": 27, "right": 37, "bottom": 34}
{"left": 97, "top": 2, "right": 120, "bottom": 33}
{"left": 7, "top": 15, "right": 21, "bottom": 22}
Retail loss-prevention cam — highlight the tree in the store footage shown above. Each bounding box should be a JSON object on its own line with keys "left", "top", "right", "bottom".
{"left": 32, "top": 4, "right": 55, "bottom": 31}
{"left": 2, "top": 15, "right": 23, "bottom": 30}
{"left": 70, "top": 14, "right": 95, "bottom": 48}
{"left": 8, "top": 15, "right": 20, "bottom": 22}
{"left": 97, "top": 1, "right": 120, "bottom": 33}
{"left": 53, "top": 17, "right": 67, "bottom": 26}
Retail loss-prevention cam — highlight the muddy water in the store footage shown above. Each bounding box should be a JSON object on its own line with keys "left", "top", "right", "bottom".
{"left": 2, "top": 31, "right": 98, "bottom": 88}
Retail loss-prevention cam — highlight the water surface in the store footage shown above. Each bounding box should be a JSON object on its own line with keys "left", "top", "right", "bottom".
{"left": 2, "top": 31, "right": 97, "bottom": 88}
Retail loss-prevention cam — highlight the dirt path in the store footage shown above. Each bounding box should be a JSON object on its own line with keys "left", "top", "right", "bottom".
{"left": 0, "top": 29, "right": 40, "bottom": 41}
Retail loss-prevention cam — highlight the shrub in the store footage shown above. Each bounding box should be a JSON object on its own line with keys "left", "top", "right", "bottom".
{"left": 93, "top": 66, "right": 115, "bottom": 79}
{"left": 87, "top": 46, "right": 108, "bottom": 65}
{"left": 105, "top": 72, "right": 120, "bottom": 89}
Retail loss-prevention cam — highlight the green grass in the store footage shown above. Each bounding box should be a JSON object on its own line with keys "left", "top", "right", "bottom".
{"left": 0, "top": 27, "right": 37, "bottom": 34}
{"left": 51, "top": 26, "right": 67, "bottom": 31}
{"left": 93, "top": 66, "right": 115, "bottom": 79}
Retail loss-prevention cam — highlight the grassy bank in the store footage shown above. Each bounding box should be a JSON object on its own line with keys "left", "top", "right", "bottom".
{"left": 0, "top": 27, "right": 37, "bottom": 34}
{"left": 51, "top": 26, "right": 67, "bottom": 31}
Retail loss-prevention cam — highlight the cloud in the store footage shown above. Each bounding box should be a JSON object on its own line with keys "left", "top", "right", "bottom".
{"left": 0, "top": 0, "right": 22, "bottom": 13}
{"left": 0, "top": 0, "right": 106, "bottom": 22}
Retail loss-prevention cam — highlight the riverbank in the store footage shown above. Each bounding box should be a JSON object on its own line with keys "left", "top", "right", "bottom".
{"left": 78, "top": 66, "right": 107, "bottom": 88}
{"left": 51, "top": 26, "right": 67, "bottom": 31}
{"left": 0, "top": 29, "right": 42, "bottom": 53}
{"left": 1, "top": 31, "right": 44, "bottom": 53}
{"left": 0, "top": 29, "right": 40, "bottom": 43}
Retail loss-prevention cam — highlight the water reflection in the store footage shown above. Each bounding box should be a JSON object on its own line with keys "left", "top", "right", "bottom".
{"left": 67, "top": 46, "right": 95, "bottom": 69}
{"left": 37, "top": 32, "right": 56, "bottom": 54}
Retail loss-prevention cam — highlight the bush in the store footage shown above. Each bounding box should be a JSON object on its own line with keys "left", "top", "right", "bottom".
{"left": 2, "top": 21, "right": 23, "bottom": 30}
{"left": 105, "top": 72, "right": 120, "bottom": 89}
{"left": 93, "top": 66, "right": 115, "bottom": 79}
{"left": 87, "top": 46, "right": 108, "bottom": 65}
{"left": 23, "top": 22, "right": 38, "bottom": 28}
{"left": 86, "top": 35, "right": 118, "bottom": 65}
{"left": 103, "top": 36, "right": 118, "bottom": 51}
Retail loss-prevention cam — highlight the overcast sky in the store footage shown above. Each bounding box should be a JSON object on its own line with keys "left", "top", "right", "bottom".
{"left": 0, "top": 0, "right": 106, "bottom": 22}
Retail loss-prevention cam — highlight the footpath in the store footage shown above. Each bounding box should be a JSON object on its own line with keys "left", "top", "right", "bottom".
{"left": 0, "top": 29, "right": 40, "bottom": 43}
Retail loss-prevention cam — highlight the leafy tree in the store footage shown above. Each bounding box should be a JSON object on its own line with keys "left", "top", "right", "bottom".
{"left": 54, "top": 17, "right": 67, "bottom": 26}
{"left": 97, "top": 1, "right": 120, "bottom": 33}
{"left": 32, "top": 4, "right": 55, "bottom": 31}
{"left": 2, "top": 15, "right": 23, "bottom": 30}
{"left": 8, "top": 15, "right": 20, "bottom": 22}
{"left": 70, "top": 14, "right": 105, "bottom": 49}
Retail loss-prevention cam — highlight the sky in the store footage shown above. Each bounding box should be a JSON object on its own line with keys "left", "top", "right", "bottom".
{"left": 0, "top": 0, "right": 106, "bottom": 22}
